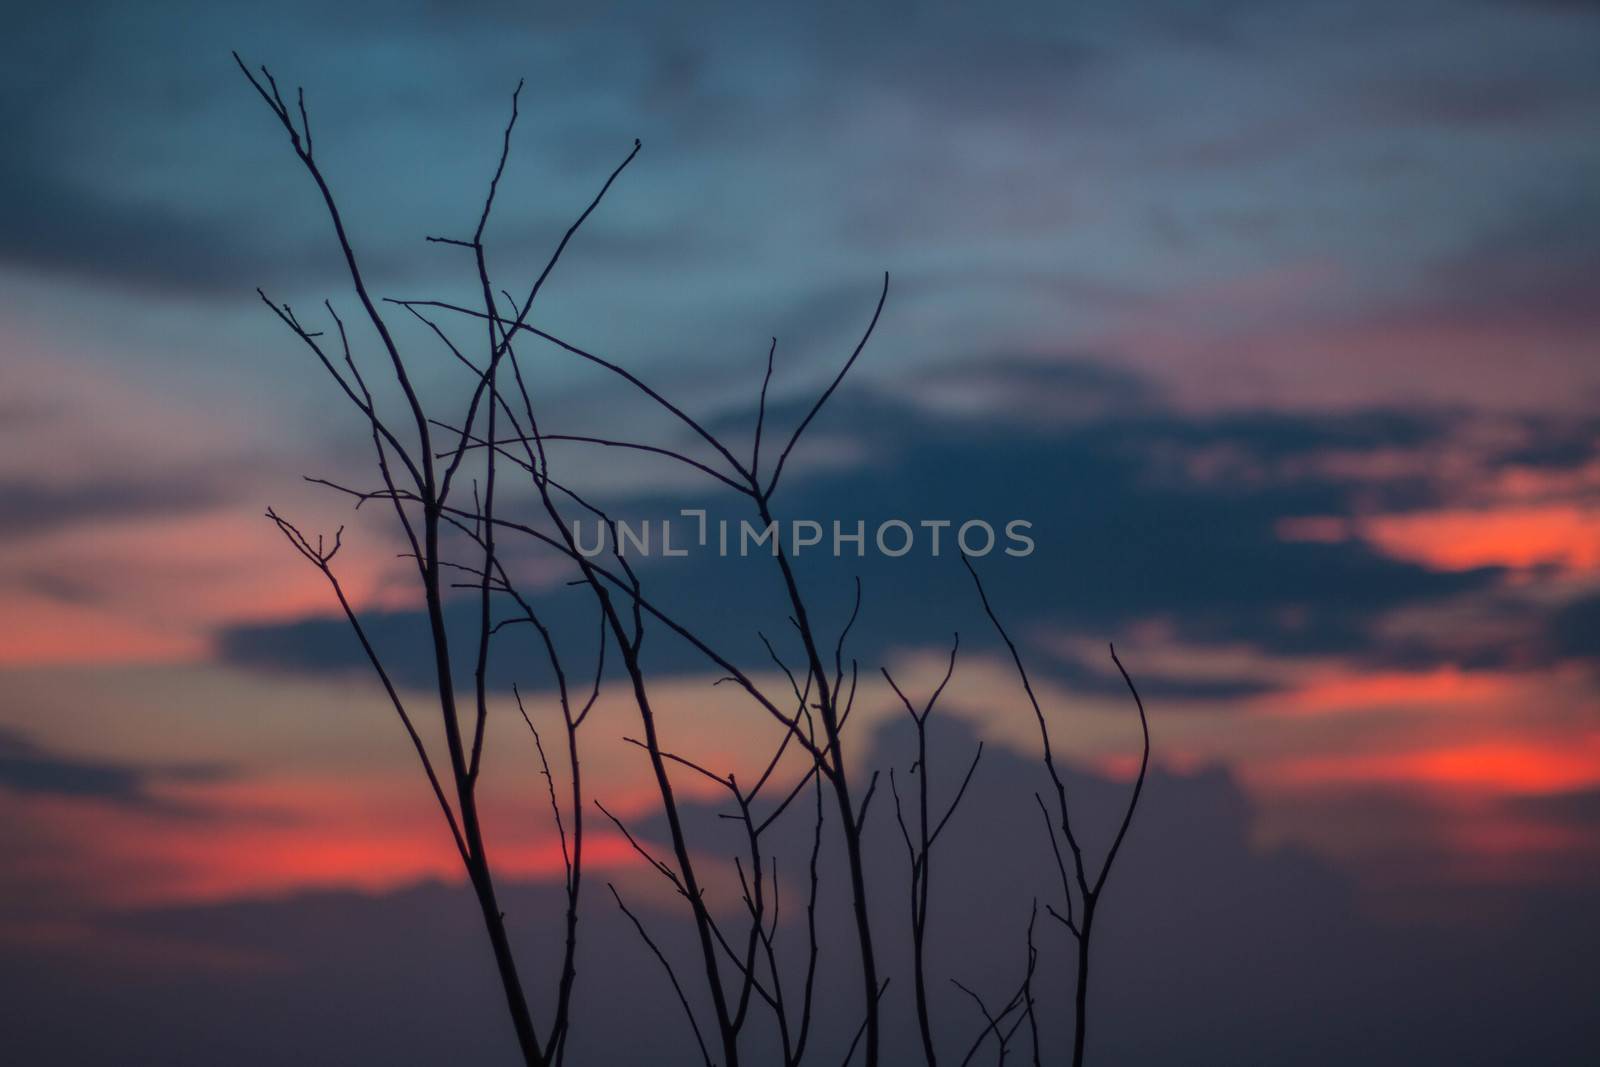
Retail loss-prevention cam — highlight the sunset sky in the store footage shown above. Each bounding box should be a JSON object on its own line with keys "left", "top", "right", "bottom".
{"left": 2, "top": 1, "right": 1597, "bottom": 1063}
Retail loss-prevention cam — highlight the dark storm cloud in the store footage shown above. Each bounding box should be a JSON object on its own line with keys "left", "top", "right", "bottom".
{"left": 0, "top": 478, "right": 225, "bottom": 541}
{"left": 214, "top": 367, "right": 1495, "bottom": 691}
{"left": 0, "top": 727, "right": 144, "bottom": 802}
{"left": 722, "top": 390, "right": 1484, "bottom": 661}
{"left": 1354, "top": 579, "right": 1600, "bottom": 676}
{"left": 0, "top": 726, "right": 226, "bottom": 810}
{"left": 1495, "top": 416, "right": 1600, "bottom": 470}
{"left": 0, "top": 148, "right": 287, "bottom": 296}
{"left": 1544, "top": 595, "right": 1600, "bottom": 663}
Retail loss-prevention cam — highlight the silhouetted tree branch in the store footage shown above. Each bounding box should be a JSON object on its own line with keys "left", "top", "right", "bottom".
{"left": 244, "top": 53, "right": 1152, "bottom": 1067}
{"left": 963, "top": 555, "right": 1151, "bottom": 1067}
{"left": 884, "top": 636, "right": 983, "bottom": 1067}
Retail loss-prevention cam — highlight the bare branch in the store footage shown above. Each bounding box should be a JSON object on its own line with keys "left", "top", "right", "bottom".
{"left": 766, "top": 273, "right": 889, "bottom": 498}
{"left": 1093, "top": 644, "right": 1150, "bottom": 898}
{"left": 609, "top": 883, "right": 713, "bottom": 1067}
{"left": 264, "top": 509, "right": 468, "bottom": 865}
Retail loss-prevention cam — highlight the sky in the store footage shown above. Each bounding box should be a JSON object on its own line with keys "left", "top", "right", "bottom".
{"left": 2, "top": 1, "right": 1598, "bottom": 1063}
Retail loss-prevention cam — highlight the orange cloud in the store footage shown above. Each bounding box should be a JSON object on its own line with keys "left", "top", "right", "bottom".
{"left": 1261, "top": 666, "right": 1514, "bottom": 716}
{"left": 1262, "top": 737, "right": 1600, "bottom": 795}
{"left": 1358, "top": 505, "right": 1600, "bottom": 573}
{"left": 0, "top": 507, "right": 410, "bottom": 667}
{"left": 0, "top": 596, "right": 205, "bottom": 667}
{"left": 5, "top": 769, "right": 646, "bottom": 909}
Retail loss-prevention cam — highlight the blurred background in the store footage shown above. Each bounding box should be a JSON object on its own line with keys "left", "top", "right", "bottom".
{"left": 1, "top": 1, "right": 1596, "bottom": 1062}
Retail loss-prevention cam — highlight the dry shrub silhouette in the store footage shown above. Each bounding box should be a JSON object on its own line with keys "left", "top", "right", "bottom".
{"left": 238, "top": 55, "right": 1149, "bottom": 1067}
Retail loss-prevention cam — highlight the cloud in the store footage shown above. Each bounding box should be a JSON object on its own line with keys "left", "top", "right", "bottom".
{"left": 213, "top": 367, "right": 1505, "bottom": 695}
{"left": 0, "top": 479, "right": 225, "bottom": 542}
{"left": 0, "top": 151, "right": 290, "bottom": 297}
{"left": 3, "top": 4, "right": 1596, "bottom": 1058}
{"left": 1, "top": 715, "right": 1593, "bottom": 1064}
{"left": 1421, "top": 178, "right": 1600, "bottom": 329}
{"left": 1544, "top": 594, "right": 1600, "bottom": 664}
{"left": 0, "top": 726, "right": 226, "bottom": 811}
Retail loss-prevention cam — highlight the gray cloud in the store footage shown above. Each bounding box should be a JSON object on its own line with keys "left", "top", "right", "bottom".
{"left": 0, "top": 726, "right": 228, "bottom": 811}
{"left": 1544, "top": 595, "right": 1600, "bottom": 664}
{"left": 0, "top": 478, "right": 225, "bottom": 542}
{"left": 214, "top": 369, "right": 1499, "bottom": 693}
